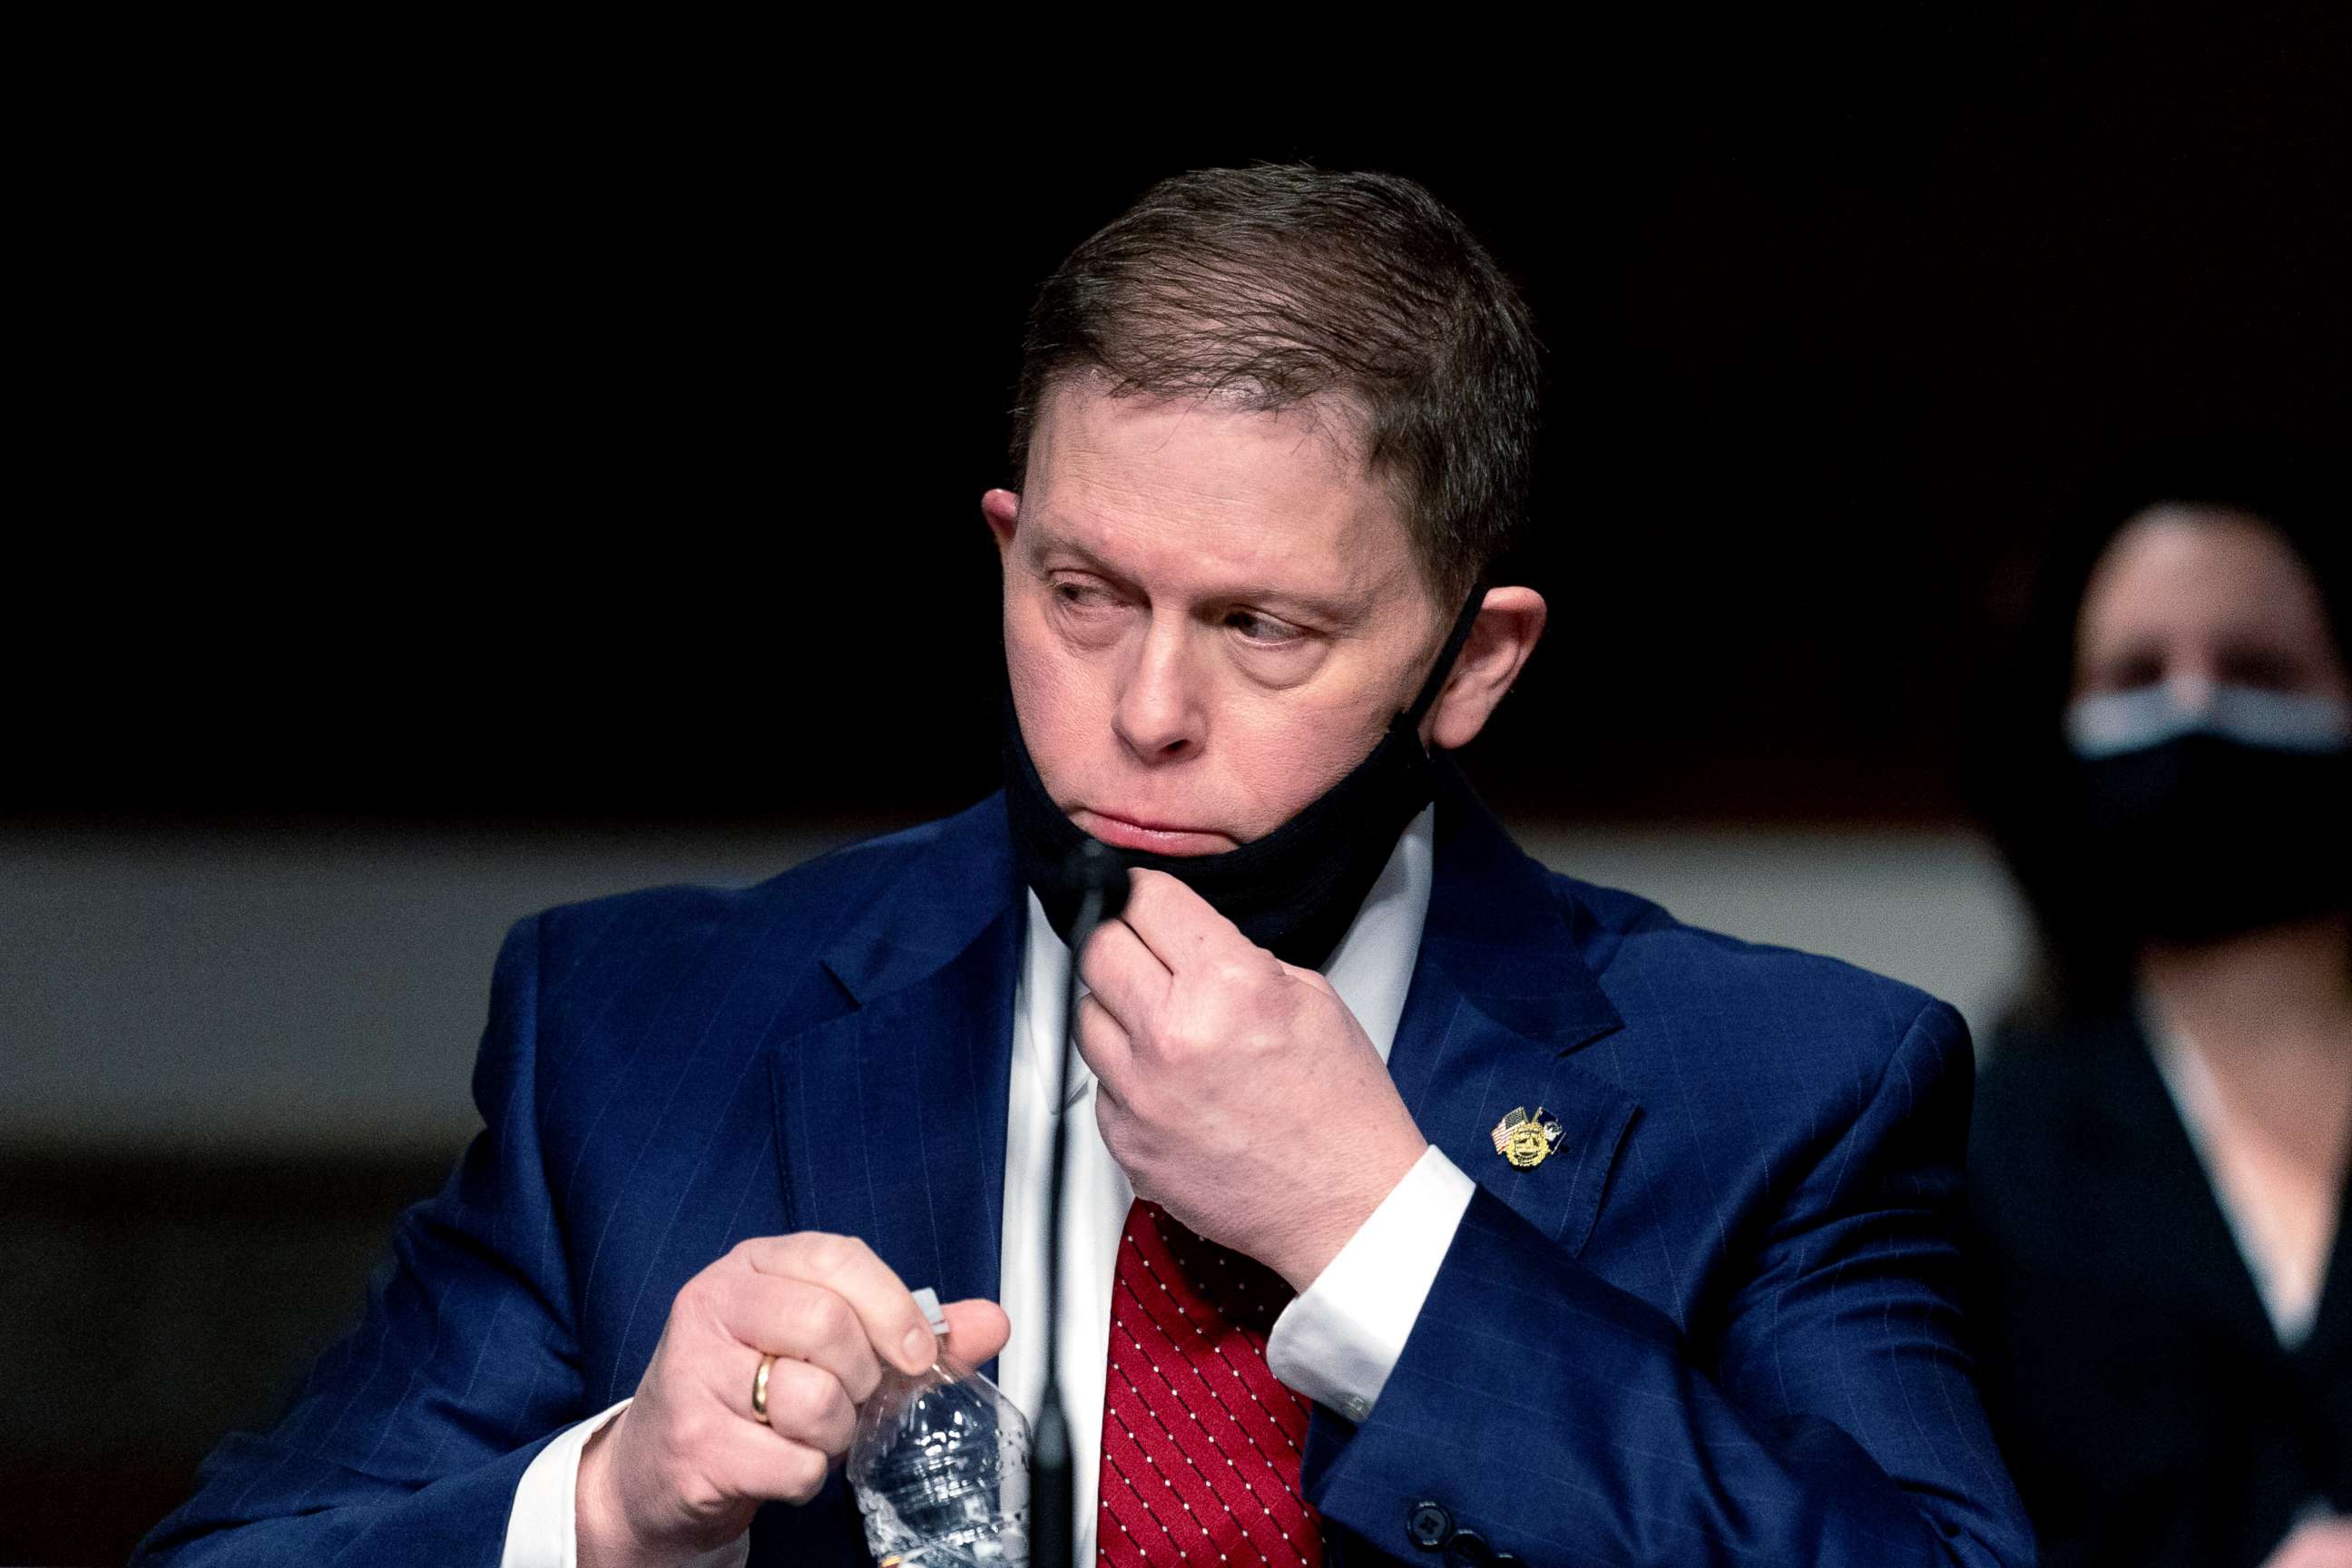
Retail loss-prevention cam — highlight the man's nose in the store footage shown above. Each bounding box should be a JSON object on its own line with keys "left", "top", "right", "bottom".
{"left": 1112, "top": 620, "right": 1204, "bottom": 762}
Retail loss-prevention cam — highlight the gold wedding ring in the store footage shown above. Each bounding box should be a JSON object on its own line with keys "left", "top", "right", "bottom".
{"left": 751, "top": 1353, "right": 778, "bottom": 1424}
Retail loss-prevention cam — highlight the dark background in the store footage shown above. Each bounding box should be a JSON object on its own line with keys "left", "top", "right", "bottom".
{"left": 7, "top": 9, "right": 2348, "bottom": 1562}
{"left": 18, "top": 10, "right": 2347, "bottom": 837}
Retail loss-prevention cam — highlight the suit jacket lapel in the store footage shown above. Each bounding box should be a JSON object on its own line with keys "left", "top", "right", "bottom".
{"left": 1386, "top": 765, "right": 1637, "bottom": 1257}
{"left": 769, "top": 803, "right": 1024, "bottom": 1321}
{"left": 1307, "top": 769, "right": 1638, "bottom": 1493}
{"left": 2063, "top": 1016, "right": 2283, "bottom": 1356}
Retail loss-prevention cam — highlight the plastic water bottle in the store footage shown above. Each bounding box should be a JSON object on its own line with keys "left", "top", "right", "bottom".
{"left": 848, "top": 1289, "right": 1034, "bottom": 1568}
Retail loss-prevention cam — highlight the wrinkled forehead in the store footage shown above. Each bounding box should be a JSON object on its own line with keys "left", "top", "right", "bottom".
{"left": 1024, "top": 370, "right": 1380, "bottom": 489}
{"left": 1017, "top": 380, "right": 1435, "bottom": 609}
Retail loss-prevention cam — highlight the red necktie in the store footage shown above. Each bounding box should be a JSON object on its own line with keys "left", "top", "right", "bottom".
{"left": 1097, "top": 1199, "right": 1324, "bottom": 1568}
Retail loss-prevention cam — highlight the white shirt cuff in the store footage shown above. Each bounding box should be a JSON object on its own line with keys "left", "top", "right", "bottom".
{"left": 500, "top": 1398, "right": 748, "bottom": 1568}
{"left": 1265, "top": 1145, "right": 1476, "bottom": 1421}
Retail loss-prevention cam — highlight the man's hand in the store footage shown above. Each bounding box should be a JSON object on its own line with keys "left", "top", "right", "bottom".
{"left": 575, "top": 1232, "right": 1010, "bottom": 1566}
{"left": 1077, "top": 868, "right": 1431, "bottom": 1289}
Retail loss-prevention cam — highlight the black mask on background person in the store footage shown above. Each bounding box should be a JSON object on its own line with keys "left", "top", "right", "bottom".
{"left": 1004, "top": 589, "right": 1487, "bottom": 971}
{"left": 2069, "top": 688, "right": 2351, "bottom": 946}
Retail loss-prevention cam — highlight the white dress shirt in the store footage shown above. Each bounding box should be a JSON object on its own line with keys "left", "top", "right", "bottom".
{"left": 504, "top": 806, "right": 1476, "bottom": 1567}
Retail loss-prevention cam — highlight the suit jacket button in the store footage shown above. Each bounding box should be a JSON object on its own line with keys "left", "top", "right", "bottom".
{"left": 1406, "top": 1502, "right": 1454, "bottom": 1550}
{"left": 1444, "top": 1526, "right": 1491, "bottom": 1564}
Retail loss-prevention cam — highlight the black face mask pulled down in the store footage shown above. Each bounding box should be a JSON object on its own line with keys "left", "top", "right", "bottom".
{"left": 1004, "top": 590, "right": 1485, "bottom": 971}
{"left": 2076, "top": 732, "right": 2350, "bottom": 946}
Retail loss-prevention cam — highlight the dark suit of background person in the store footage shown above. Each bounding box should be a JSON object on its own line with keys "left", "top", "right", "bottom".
{"left": 138, "top": 763, "right": 2032, "bottom": 1568}
{"left": 1965, "top": 446, "right": 2352, "bottom": 1568}
{"left": 1970, "top": 1014, "right": 2352, "bottom": 1568}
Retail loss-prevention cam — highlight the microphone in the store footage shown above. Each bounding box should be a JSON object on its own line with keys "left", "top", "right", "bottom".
{"left": 1031, "top": 839, "right": 1129, "bottom": 1568}
{"left": 1064, "top": 838, "right": 1132, "bottom": 936}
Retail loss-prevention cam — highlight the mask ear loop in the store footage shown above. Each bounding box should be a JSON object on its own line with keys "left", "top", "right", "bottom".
{"left": 1401, "top": 583, "right": 1489, "bottom": 733}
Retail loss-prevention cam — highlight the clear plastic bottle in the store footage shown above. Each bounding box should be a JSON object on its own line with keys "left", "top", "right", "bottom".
{"left": 848, "top": 1289, "right": 1033, "bottom": 1568}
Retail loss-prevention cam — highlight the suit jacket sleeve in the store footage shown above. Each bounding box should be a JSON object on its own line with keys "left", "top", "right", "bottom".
{"left": 134, "top": 915, "right": 589, "bottom": 1567}
{"left": 1301, "top": 1000, "right": 2034, "bottom": 1568}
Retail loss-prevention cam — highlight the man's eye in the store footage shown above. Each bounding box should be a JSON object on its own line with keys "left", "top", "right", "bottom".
{"left": 1053, "top": 580, "right": 1118, "bottom": 611}
{"left": 1225, "top": 609, "right": 1303, "bottom": 646}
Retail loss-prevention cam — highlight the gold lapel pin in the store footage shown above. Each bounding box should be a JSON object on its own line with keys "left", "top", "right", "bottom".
{"left": 1490, "top": 1106, "right": 1564, "bottom": 1170}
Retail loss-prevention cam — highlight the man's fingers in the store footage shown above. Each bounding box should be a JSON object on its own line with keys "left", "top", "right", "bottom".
{"left": 736, "top": 1233, "right": 935, "bottom": 1374}
{"left": 1076, "top": 916, "right": 1167, "bottom": 1028}
{"left": 1117, "top": 867, "right": 1246, "bottom": 973}
{"left": 708, "top": 1426, "right": 835, "bottom": 1508}
{"left": 748, "top": 1352, "right": 858, "bottom": 1455}
{"left": 704, "top": 1273, "right": 887, "bottom": 1405}
{"left": 1073, "top": 991, "right": 1133, "bottom": 1093}
{"left": 939, "top": 1298, "right": 1012, "bottom": 1369}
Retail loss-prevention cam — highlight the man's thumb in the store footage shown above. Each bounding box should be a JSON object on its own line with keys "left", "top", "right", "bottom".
{"left": 939, "top": 1298, "right": 1013, "bottom": 1367}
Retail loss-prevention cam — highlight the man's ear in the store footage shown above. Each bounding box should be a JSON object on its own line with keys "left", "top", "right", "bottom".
{"left": 1423, "top": 586, "right": 1547, "bottom": 751}
{"left": 983, "top": 488, "right": 1021, "bottom": 555}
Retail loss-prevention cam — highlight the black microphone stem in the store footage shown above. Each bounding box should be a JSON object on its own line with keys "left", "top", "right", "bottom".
{"left": 1033, "top": 841, "right": 1126, "bottom": 1568}
{"left": 1033, "top": 876, "right": 1106, "bottom": 1568}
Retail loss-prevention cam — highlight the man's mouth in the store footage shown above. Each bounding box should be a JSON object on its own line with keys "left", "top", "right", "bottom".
{"left": 1071, "top": 808, "right": 1233, "bottom": 856}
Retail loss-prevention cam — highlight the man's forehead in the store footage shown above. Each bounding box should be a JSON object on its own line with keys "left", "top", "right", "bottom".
{"left": 1028, "top": 379, "right": 1373, "bottom": 479}
{"left": 1020, "top": 385, "right": 1421, "bottom": 587}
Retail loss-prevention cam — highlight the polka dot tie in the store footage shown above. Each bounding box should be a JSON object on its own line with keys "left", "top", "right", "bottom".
{"left": 1097, "top": 1199, "right": 1323, "bottom": 1568}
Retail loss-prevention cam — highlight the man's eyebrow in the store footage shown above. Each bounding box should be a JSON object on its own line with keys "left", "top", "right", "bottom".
{"left": 1024, "top": 515, "right": 1368, "bottom": 629}
{"left": 1022, "top": 521, "right": 1127, "bottom": 581}
{"left": 1231, "top": 585, "right": 1368, "bottom": 629}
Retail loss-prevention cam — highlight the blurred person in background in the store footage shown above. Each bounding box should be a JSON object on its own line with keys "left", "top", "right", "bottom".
{"left": 1967, "top": 443, "right": 2352, "bottom": 1568}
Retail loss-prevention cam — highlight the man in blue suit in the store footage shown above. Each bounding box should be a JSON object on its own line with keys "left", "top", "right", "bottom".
{"left": 141, "top": 167, "right": 2031, "bottom": 1567}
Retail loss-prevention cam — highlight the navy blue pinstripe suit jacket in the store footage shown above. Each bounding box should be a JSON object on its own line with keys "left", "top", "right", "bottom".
{"left": 139, "top": 769, "right": 2033, "bottom": 1567}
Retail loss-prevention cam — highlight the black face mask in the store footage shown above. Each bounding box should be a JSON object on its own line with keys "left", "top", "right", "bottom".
{"left": 2075, "top": 732, "right": 2350, "bottom": 946}
{"left": 1004, "top": 589, "right": 1485, "bottom": 970}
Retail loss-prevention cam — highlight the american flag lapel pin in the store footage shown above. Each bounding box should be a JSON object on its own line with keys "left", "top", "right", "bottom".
{"left": 1491, "top": 1105, "right": 1563, "bottom": 1170}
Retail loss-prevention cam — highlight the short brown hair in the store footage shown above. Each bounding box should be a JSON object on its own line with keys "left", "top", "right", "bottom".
{"left": 1011, "top": 165, "right": 1542, "bottom": 606}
